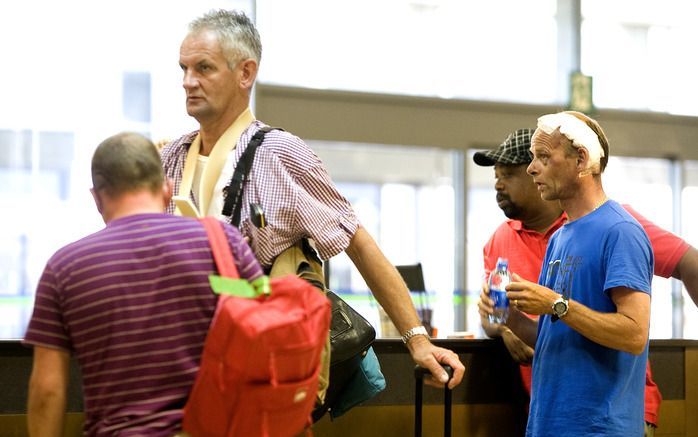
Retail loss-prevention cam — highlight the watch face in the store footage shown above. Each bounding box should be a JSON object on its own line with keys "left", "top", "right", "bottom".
{"left": 554, "top": 300, "right": 567, "bottom": 315}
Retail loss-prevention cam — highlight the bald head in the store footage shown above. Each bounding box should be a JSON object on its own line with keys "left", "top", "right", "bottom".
{"left": 91, "top": 132, "right": 164, "bottom": 197}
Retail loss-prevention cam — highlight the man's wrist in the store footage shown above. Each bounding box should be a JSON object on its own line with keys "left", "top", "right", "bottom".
{"left": 551, "top": 294, "right": 569, "bottom": 321}
{"left": 404, "top": 331, "right": 431, "bottom": 354}
{"left": 401, "top": 325, "right": 430, "bottom": 344}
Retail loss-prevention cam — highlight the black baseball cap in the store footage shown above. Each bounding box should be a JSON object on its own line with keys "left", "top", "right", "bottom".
{"left": 473, "top": 128, "right": 535, "bottom": 166}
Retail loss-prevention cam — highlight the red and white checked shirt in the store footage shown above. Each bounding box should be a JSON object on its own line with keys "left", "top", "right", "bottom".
{"left": 161, "top": 121, "right": 360, "bottom": 268}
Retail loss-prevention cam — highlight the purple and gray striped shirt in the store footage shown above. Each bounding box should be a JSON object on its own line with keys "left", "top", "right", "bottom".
{"left": 23, "top": 213, "right": 263, "bottom": 436}
{"left": 160, "top": 121, "right": 360, "bottom": 268}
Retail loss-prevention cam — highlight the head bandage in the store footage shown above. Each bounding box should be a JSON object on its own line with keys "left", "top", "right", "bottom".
{"left": 537, "top": 113, "right": 604, "bottom": 172}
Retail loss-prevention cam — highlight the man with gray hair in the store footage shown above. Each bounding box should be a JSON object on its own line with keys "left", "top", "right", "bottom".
{"left": 24, "top": 132, "right": 264, "bottom": 435}
{"left": 160, "top": 8, "right": 464, "bottom": 398}
{"left": 481, "top": 112, "right": 653, "bottom": 436}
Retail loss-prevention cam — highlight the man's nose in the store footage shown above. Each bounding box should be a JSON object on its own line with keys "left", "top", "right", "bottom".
{"left": 494, "top": 179, "right": 505, "bottom": 191}
{"left": 183, "top": 71, "right": 198, "bottom": 89}
{"left": 526, "top": 161, "right": 537, "bottom": 176}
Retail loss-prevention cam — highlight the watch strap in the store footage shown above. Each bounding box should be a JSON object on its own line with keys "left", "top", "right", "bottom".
{"left": 401, "top": 325, "right": 430, "bottom": 344}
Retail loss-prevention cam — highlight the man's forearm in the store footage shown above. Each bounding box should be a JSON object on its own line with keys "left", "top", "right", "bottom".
{"left": 345, "top": 228, "right": 466, "bottom": 388}
{"left": 28, "top": 346, "right": 70, "bottom": 437}
{"left": 560, "top": 294, "right": 650, "bottom": 355}
{"left": 345, "top": 227, "right": 421, "bottom": 333}
{"left": 28, "top": 389, "right": 67, "bottom": 436}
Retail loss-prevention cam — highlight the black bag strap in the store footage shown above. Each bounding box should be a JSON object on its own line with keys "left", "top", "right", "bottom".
{"left": 222, "top": 126, "right": 279, "bottom": 227}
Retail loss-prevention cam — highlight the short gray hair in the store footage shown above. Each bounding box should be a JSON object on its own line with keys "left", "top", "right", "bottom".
{"left": 189, "top": 9, "right": 262, "bottom": 69}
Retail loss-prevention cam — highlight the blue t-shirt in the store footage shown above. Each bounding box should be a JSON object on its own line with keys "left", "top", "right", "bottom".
{"left": 527, "top": 200, "right": 653, "bottom": 437}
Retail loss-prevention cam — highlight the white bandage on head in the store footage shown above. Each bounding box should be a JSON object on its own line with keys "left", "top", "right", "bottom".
{"left": 537, "top": 113, "right": 605, "bottom": 173}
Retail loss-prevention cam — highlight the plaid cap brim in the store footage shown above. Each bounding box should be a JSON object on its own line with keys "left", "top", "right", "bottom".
{"left": 472, "top": 128, "right": 535, "bottom": 167}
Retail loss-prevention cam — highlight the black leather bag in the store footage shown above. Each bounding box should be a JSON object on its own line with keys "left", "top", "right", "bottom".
{"left": 312, "top": 289, "right": 376, "bottom": 421}
{"left": 281, "top": 242, "right": 376, "bottom": 376}
{"left": 327, "top": 290, "right": 376, "bottom": 366}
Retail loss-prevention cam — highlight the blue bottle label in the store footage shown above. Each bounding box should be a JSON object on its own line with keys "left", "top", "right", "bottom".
{"left": 491, "top": 288, "right": 509, "bottom": 308}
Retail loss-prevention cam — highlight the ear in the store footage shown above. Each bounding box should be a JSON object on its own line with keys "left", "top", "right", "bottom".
{"left": 575, "top": 146, "right": 590, "bottom": 173}
{"left": 90, "top": 188, "right": 103, "bottom": 215}
{"left": 162, "top": 178, "right": 174, "bottom": 207}
{"left": 238, "top": 59, "right": 258, "bottom": 91}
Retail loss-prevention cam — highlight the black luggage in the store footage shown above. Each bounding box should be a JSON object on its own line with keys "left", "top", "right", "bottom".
{"left": 414, "top": 365, "right": 453, "bottom": 437}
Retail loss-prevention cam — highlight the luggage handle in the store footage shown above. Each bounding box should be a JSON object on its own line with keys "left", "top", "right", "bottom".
{"left": 414, "top": 365, "right": 454, "bottom": 380}
{"left": 414, "top": 365, "right": 453, "bottom": 437}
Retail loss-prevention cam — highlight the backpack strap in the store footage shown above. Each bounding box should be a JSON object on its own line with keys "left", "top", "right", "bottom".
{"left": 199, "top": 216, "right": 240, "bottom": 279}
{"left": 222, "top": 126, "right": 280, "bottom": 227}
{"left": 199, "top": 216, "right": 271, "bottom": 298}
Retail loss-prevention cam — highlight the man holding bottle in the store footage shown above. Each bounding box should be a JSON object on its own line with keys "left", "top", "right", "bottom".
{"left": 480, "top": 112, "right": 653, "bottom": 436}
{"left": 473, "top": 126, "right": 698, "bottom": 435}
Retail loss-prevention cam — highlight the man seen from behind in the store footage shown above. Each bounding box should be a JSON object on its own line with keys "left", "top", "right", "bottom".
{"left": 24, "top": 132, "right": 264, "bottom": 436}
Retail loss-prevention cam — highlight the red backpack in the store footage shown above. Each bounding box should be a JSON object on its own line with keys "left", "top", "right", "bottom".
{"left": 182, "top": 217, "right": 331, "bottom": 437}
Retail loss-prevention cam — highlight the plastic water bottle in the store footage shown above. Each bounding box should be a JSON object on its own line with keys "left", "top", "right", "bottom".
{"left": 488, "top": 257, "right": 511, "bottom": 324}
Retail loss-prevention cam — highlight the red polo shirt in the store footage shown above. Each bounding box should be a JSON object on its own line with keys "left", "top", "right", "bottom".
{"left": 483, "top": 215, "right": 565, "bottom": 397}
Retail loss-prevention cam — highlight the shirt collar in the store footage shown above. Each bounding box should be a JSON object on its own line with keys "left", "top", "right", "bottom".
{"left": 507, "top": 212, "right": 567, "bottom": 236}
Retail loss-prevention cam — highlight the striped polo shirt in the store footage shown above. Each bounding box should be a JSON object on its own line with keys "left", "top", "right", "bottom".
{"left": 23, "top": 213, "right": 263, "bottom": 436}
{"left": 160, "top": 120, "right": 360, "bottom": 268}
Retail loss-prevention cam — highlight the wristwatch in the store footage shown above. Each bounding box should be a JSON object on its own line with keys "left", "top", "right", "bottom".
{"left": 551, "top": 296, "right": 569, "bottom": 322}
{"left": 401, "top": 326, "right": 430, "bottom": 344}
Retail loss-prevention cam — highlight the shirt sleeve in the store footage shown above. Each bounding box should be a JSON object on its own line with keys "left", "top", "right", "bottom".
{"left": 22, "top": 264, "right": 72, "bottom": 351}
{"left": 482, "top": 233, "right": 498, "bottom": 279}
{"left": 295, "top": 163, "right": 359, "bottom": 260}
{"left": 161, "top": 132, "right": 197, "bottom": 216}
{"left": 236, "top": 127, "right": 361, "bottom": 264}
{"left": 603, "top": 221, "right": 654, "bottom": 295}
{"left": 622, "top": 204, "right": 689, "bottom": 278}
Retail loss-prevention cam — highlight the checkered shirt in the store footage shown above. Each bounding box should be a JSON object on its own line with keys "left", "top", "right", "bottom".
{"left": 161, "top": 121, "right": 359, "bottom": 267}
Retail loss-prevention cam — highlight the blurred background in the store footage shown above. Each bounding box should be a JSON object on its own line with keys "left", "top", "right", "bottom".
{"left": 1, "top": 0, "right": 697, "bottom": 340}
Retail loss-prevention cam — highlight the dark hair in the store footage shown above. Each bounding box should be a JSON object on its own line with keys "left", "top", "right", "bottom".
{"left": 565, "top": 110, "right": 610, "bottom": 172}
{"left": 91, "top": 132, "right": 163, "bottom": 197}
